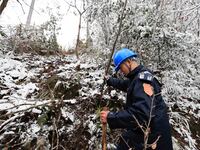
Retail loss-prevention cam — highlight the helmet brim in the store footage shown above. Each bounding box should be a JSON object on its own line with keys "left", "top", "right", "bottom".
{"left": 115, "top": 66, "right": 120, "bottom": 72}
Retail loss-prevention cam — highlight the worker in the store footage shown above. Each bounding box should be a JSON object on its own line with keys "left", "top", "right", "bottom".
{"left": 100, "top": 48, "right": 173, "bottom": 150}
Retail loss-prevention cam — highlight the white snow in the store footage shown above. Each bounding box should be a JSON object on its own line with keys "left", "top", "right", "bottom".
{"left": 0, "top": 35, "right": 199, "bottom": 149}
{"left": 63, "top": 99, "right": 77, "bottom": 104}
{"left": 32, "top": 108, "right": 42, "bottom": 114}
{"left": 30, "top": 124, "right": 41, "bottom": 134}
{"left": 110, "top": 90, "right": 117, "bottom": 97}
{"left": 61, "top": 109, "right": 75, "bottom": 122}
{"left": 16, "top": 83, "right": 38, "bottom": 99}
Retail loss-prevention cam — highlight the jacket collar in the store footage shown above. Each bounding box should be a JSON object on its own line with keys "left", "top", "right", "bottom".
{"left": 126, "top": 65, "right": 144, "bottom": 79}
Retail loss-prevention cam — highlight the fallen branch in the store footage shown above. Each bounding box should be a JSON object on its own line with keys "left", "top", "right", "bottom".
{"left": 0, "top": 102, "right": 37, "bottom": 112}
{"left": 0, "top": 101, "right": 53, "bottom": 118}
{"left": 0, "top": 114, "right": 23, "bottom": 131}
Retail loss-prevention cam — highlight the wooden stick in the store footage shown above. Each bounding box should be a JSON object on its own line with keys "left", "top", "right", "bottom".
{"left": 102, "top": 107, "right": 109, "bottom": 150}
{"left": 101, "top": 1, "right": 127, "bottom": 149}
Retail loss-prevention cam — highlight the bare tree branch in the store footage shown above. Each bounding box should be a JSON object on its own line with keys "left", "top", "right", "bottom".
{"left": 0, "top": 0, "right": 9, "bottom": 15}
{"left": 120, "top": 135, "right": 133, "bottom": 150}
{"left": 131, "top": 93, "right": 161, "bottom": 150}
{"left": 16, "top": 0, "right": 25, "bottom": 14}
{"left": 170, "top": 4, "right": 200, "bottom": 13}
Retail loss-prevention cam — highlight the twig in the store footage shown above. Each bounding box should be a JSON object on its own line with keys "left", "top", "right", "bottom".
{"left": 52, "top": 118, "right": 59, "bottom": 150}
{"left": 170, "top": 4, "right": 200, "bottom": 13}
{"left": 48, "top": 84, "right": 55, "bottom": 100}
{"left": 5, "top": 135, "right": 19, "bottom": 146}
{"left": 120, "top": 135, "right": 133, "bottom": 150}
{"left": 52, "top": 96, "right": 63, "bottom": 150}
{"left": 59, "top": 145, "right": 67, "bottom": 150}
{"left": 21, "top": 0, "right": 41, "bottom": 15}
{"left": 132, "top": 115, "right": 145, "bottom": 133}
{"left": 16, "top": 0, "right": 25, "bottom": 14}
{"left": 10, "top": 141, "right": 26, "bottom": 149}
{"left": 55, "top": 120, "right": 59, "bottom": 150}
{"left": 0, "top": 85, "right": 7, "bottom": 88}
{"left": 144, "top": 95, "right": 155, "bottom": 150}
{"left": 147, "top": 135, "right": 161, "bottom": 149}
{"left": 184, "top": 13, "right": 198, "bottom": 31}
{"left": 55, "top": 97, "right": 63, "bottom": 150}
{"left": 51, "top": 118, "right": 56, "bottom": 150}
{"left": 0, "top": 114, "right": 23, "bottom": 131}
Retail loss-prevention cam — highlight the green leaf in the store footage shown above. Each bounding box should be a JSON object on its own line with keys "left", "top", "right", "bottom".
{"left": 37, "top": 113, "right": 48, "bottom": 126}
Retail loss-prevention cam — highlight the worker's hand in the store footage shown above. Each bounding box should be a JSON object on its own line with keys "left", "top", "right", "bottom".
{"left": 100, "top": 110, "right": 110, "bottom": 124}
{"left": 104, "top": 75, "right": 110, "bottom": 81}
{"left": 104, "top": 75, "right": 112, "bottom": 86}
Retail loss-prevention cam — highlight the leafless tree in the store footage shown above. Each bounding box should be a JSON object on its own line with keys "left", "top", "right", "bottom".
{"left": 66, "top": 0, "right": 91, "bottom": 59}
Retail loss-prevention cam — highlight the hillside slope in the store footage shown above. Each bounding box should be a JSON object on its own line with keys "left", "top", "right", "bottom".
{"left": 0, "top": 50, "right": 199, "bottom": 150}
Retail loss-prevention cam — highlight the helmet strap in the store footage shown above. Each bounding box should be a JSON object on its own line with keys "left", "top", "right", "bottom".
{"left": 124, "top": 61, "right": 132, "bottom": 74}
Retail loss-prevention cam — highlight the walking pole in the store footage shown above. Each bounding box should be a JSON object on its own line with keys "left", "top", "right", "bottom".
{"left": 102, "top": 106, "right": 109, "bottom": 150}
{"left": 100, "top": 1, "right": 128, "bottom": 150}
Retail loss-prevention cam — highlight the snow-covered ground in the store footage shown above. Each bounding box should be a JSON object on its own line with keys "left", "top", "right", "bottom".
{"left": 0, "top": 52, "right": 107, "bottom": 149}
{"left": 0, "top": 50, "right": 199, "bottom": 149}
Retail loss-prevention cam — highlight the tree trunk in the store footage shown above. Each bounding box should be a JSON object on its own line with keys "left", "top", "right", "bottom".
{"left": 26, "top": 0, "right": 36, "bottom": 27}
{"left": 86, "top": 19, "right": 90, "bottom": 48}
{"left": 0, "top": 0, "right": 9, "bottom": 15}
{"left": 197, "top": 9, "right": 200, "bottom": 37}
{"left": 75, "top": 14, "right": 82, "bottom": 59}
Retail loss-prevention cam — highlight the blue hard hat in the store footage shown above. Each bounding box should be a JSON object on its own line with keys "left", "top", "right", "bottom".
{"left": 113, "top": 48, "right": 137, "bottom": 72}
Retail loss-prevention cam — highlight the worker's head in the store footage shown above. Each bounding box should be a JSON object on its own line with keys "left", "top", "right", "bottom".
{"left": 113, "top": 48, "right": 138, "bottom": 75}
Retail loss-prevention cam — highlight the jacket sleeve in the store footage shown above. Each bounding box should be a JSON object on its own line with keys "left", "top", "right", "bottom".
{"left": 106, "top": 77, "right": 130, "bottom": 92}
{"left": 107, "top": 79, "right": 153, "bottom": 129}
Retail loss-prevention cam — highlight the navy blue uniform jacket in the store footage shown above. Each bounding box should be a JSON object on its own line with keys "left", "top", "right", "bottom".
{"left": 107, "top": 65, "right": 173, "bottom": 150}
